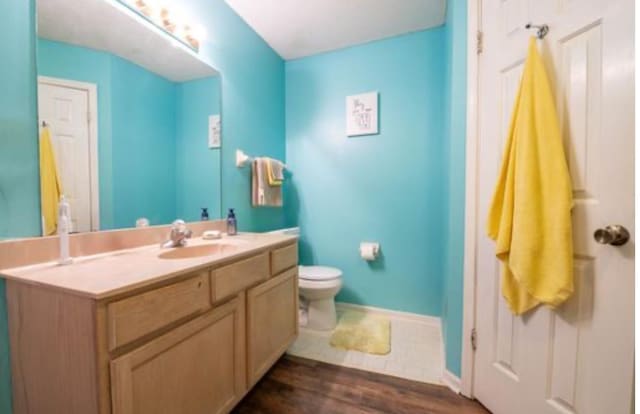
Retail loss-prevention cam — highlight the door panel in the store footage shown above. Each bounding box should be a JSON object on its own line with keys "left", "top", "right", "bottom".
{"left": 38, "top": 80, "right": 93, "bottom": 233}
{"left": 473, "top": 0, "right": 634, "bottom": 413}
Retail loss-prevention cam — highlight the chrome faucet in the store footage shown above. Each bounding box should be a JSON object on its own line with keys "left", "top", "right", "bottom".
{"left": 162, "top": 220, "right": 192, "bottom": 248}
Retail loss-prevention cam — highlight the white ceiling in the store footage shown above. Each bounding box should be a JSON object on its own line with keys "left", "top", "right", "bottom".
{"left": 37, "top": 0, "right": 218, "bottom": 82}
{"left": 224, "top": 0, "right": 446, "bottom": 60}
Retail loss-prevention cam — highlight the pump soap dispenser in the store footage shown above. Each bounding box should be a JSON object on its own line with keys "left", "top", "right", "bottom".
{"left": 226, "top": 208, "right": 237, "bottom": 236}
{"left": 57, "top": 195, "right": 73, "bottom": 265}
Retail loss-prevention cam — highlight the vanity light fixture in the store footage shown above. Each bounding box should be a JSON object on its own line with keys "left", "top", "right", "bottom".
{"left": 119, "top": 0, "right": 203, "bottom": 51}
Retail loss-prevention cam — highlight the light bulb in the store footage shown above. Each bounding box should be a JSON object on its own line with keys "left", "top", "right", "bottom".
{"left": 192, "top": 24, "right": 206, "bottom": 41}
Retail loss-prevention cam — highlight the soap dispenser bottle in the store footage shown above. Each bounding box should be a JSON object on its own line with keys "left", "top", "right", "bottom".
{"left": 201, "top": 208, "right": 209, "bottom": 221}
{"left": 226, "top": 208, "right": 237, "bottom": 236}
{"left": 57, "top": 195, "right": 73, "bottom": 265}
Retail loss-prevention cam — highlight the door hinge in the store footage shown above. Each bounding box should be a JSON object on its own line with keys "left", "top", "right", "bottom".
{"left": 471, "top": 328, "right": 478, "bottom": 351}
{"left": 477, "top": 31, "right": 484, "bottom": 55}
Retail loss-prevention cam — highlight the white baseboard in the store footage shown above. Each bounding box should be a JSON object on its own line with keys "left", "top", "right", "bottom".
{"left": 335, "top": 302, "right": 441, "bottom": 328}
{"left": 442, "top": 369, "right": 462, "bottom": 394}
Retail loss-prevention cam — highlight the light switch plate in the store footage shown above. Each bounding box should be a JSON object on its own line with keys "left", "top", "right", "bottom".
{"left": 208, "top": 114, "right": 221, "bottom": 148}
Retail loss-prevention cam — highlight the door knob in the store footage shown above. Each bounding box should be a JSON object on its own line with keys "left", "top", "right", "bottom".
{"left": 593, "top": 225, "right": 630, "bottom": 246}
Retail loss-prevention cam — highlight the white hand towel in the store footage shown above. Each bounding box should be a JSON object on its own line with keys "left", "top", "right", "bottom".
{"left": 252, "top": 158, "right": 282, "bottom": 207}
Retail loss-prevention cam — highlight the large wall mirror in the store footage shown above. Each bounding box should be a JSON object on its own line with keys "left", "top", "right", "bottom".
{"left": 34, "top": 0, "right": 222, "bottom": 236}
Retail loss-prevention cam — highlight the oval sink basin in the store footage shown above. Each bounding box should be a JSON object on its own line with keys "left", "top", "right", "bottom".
{"left": 216, "top": 238, "right": 250, "bottom": 246}
{"left": 158, "top": 243, "right": 239, "bottom": 260}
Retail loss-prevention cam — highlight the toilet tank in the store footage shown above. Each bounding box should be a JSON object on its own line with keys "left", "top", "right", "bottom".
{"left": 265, "top": 227, "right": 300, "bottom": 237}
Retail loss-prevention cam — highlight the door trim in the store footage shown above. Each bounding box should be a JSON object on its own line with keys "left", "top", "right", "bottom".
{"left": 461, "top": 0, "right": 481, "bottom": 398}
{"left": 38, "top": 76, "right": 100, "bottom": 232}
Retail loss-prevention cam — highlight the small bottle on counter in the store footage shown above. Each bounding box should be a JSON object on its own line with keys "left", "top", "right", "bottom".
{"left": 226, "top": 208, "right": 237, "bottom": 236}
{"left": 201, "top": 208, "right": 209, "bottom": 221}
{"left": 57, "top": 195, "right": 73, "bottom": 265}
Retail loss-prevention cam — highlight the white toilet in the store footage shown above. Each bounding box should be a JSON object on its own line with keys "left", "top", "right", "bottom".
{"left": 265, "top": 228, "right": 343, "bottom": 330}
{"left": 298, "top": 265, "right": 343, "bottom": 331}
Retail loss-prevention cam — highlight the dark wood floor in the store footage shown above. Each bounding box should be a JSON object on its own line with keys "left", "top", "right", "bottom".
{"left": 233, "top": 355, "right": 490, "bottom": 414}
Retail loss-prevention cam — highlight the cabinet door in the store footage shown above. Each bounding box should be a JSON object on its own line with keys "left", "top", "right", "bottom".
{"left": 247, "top": 268, "right": 298, "bottom": 386}
{"left": 110, "top": 295, "right": 246, "bottom": 414}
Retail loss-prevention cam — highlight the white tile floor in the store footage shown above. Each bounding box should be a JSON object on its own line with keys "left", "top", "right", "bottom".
{"left": 286, "top": 308, "right": 444, "bottom": 385}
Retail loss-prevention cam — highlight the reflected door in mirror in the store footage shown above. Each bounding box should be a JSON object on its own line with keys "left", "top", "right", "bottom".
{"left": 38, "top": 79, "right": 97, "bottom": 233}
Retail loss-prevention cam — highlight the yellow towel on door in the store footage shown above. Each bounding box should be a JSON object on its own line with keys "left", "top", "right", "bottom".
{"left": 486, "top": 37, "right": 574, "bottom": 315}
{"left": 39, "top": 126, "right": 63, "bottom": 236}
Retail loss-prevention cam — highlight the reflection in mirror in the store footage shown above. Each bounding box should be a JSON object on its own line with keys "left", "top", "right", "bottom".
{"left": 35, "top": 0, "right": 222, "bottom": 236}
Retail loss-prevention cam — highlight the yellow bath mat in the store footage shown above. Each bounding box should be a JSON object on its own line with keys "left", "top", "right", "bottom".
{"left": 330, "top": 311, "right": 391, "bottom": 355}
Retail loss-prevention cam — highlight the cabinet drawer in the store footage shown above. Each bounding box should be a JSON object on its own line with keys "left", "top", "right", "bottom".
{"left": 107, "top": 272, "right": 211, "bottom": 351}
{"left": 212, "top": 253, "right": 269, "bottom": 302}
{"left": 270, "top": 243, "right": 298, "bottom": 275}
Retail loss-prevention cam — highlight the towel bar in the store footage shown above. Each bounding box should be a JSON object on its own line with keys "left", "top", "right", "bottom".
{"left": 236, "top": 149, "right": 287, "bottom": 169}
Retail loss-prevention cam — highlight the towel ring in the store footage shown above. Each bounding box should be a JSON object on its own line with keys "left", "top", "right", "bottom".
{"left": 525, "top": 23, "right": 549, "bottom": 39}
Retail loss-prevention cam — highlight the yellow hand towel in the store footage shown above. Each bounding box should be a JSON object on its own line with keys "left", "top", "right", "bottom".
{"left": 266, "top": 158, "right": 283, "bottom": 186}
{"left": 39, "top": 126, "right": 63, "bottom": 236}
{"left": 486, "top": 37, "right": 574, "bottom": 315}
{"left": 252, "top": 158, "right": 282, "bottom": 207}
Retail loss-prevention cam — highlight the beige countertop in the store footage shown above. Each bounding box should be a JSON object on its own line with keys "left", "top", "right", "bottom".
{"left": 0, "top": 232, "right": 297, "bottom": 300}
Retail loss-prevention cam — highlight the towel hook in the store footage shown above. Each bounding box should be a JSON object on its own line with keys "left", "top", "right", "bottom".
{"left": 525, "top": 23, "right": 549, "bottom": 39}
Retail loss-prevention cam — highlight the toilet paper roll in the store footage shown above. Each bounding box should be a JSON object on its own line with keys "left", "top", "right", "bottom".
{"left": 360, "top": 242, "right": 380, "bottom": 261}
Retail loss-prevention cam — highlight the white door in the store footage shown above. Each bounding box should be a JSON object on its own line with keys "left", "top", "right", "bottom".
{"left": 473, "top": 0, "right": 634, "bottom": 413}
{"left": 38, "top": 78, "right": 96, "bottom": 233}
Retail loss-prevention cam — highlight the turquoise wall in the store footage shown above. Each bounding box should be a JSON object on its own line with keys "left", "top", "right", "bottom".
{"left": 283, "top": 6, "right": 468, "bottom": 373}
{"left": 110, "top": 56, "right": 178, "bottom": 228}
{"left": 171, "top": 0, "right": 286, "bottom": 232}
{"left": 285, "top": 30, "right": 448, "bottom": 316}
{"left": 442, "top": 0, "right": 468, "bottom": 377}
{"left": 176, "top": 77, "right": 222, "bottom": 222}
{"left": 0, "top": 0, "right": 38, "bottom": 410}
{"left": 0, "top": 0, "right": 40, "bottom": 240}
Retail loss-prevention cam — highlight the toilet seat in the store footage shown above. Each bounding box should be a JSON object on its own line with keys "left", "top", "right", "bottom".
{"left": 299, "top": 277, "right": 342, "bottom": 290}
{"left": 298, "top": 266, "right": 342, "bottom": 281}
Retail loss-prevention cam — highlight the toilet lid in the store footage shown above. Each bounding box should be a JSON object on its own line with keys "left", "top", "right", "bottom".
{"left": 298, "top": 266, "right": 342, "bottom": 281}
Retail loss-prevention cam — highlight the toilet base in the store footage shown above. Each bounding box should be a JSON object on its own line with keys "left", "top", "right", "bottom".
{"left": 306, "top": 298, "right": 337, "bottom": 331}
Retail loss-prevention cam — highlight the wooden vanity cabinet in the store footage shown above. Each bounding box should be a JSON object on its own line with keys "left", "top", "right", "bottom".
{"left": 110, "top": 294, "right": 246, "bottom": 414}
{"left": 6, "top": 240, "right": 299, "bottom": 414}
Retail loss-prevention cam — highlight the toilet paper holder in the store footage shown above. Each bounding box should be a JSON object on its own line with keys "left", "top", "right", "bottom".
{"left": 359, "top": 242, "right": 380, "bottom": 261}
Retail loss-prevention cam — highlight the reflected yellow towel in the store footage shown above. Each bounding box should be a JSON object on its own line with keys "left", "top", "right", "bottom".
{"left": 39, "top": 126, "right": 62, "bottom": 235}
{"left": 486, "top": 37, "right": 574, "bottom": 315}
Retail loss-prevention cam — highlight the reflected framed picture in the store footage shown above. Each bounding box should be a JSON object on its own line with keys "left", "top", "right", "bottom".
{"left": 346, "top": 91, "right": 379, "bottom": 136}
